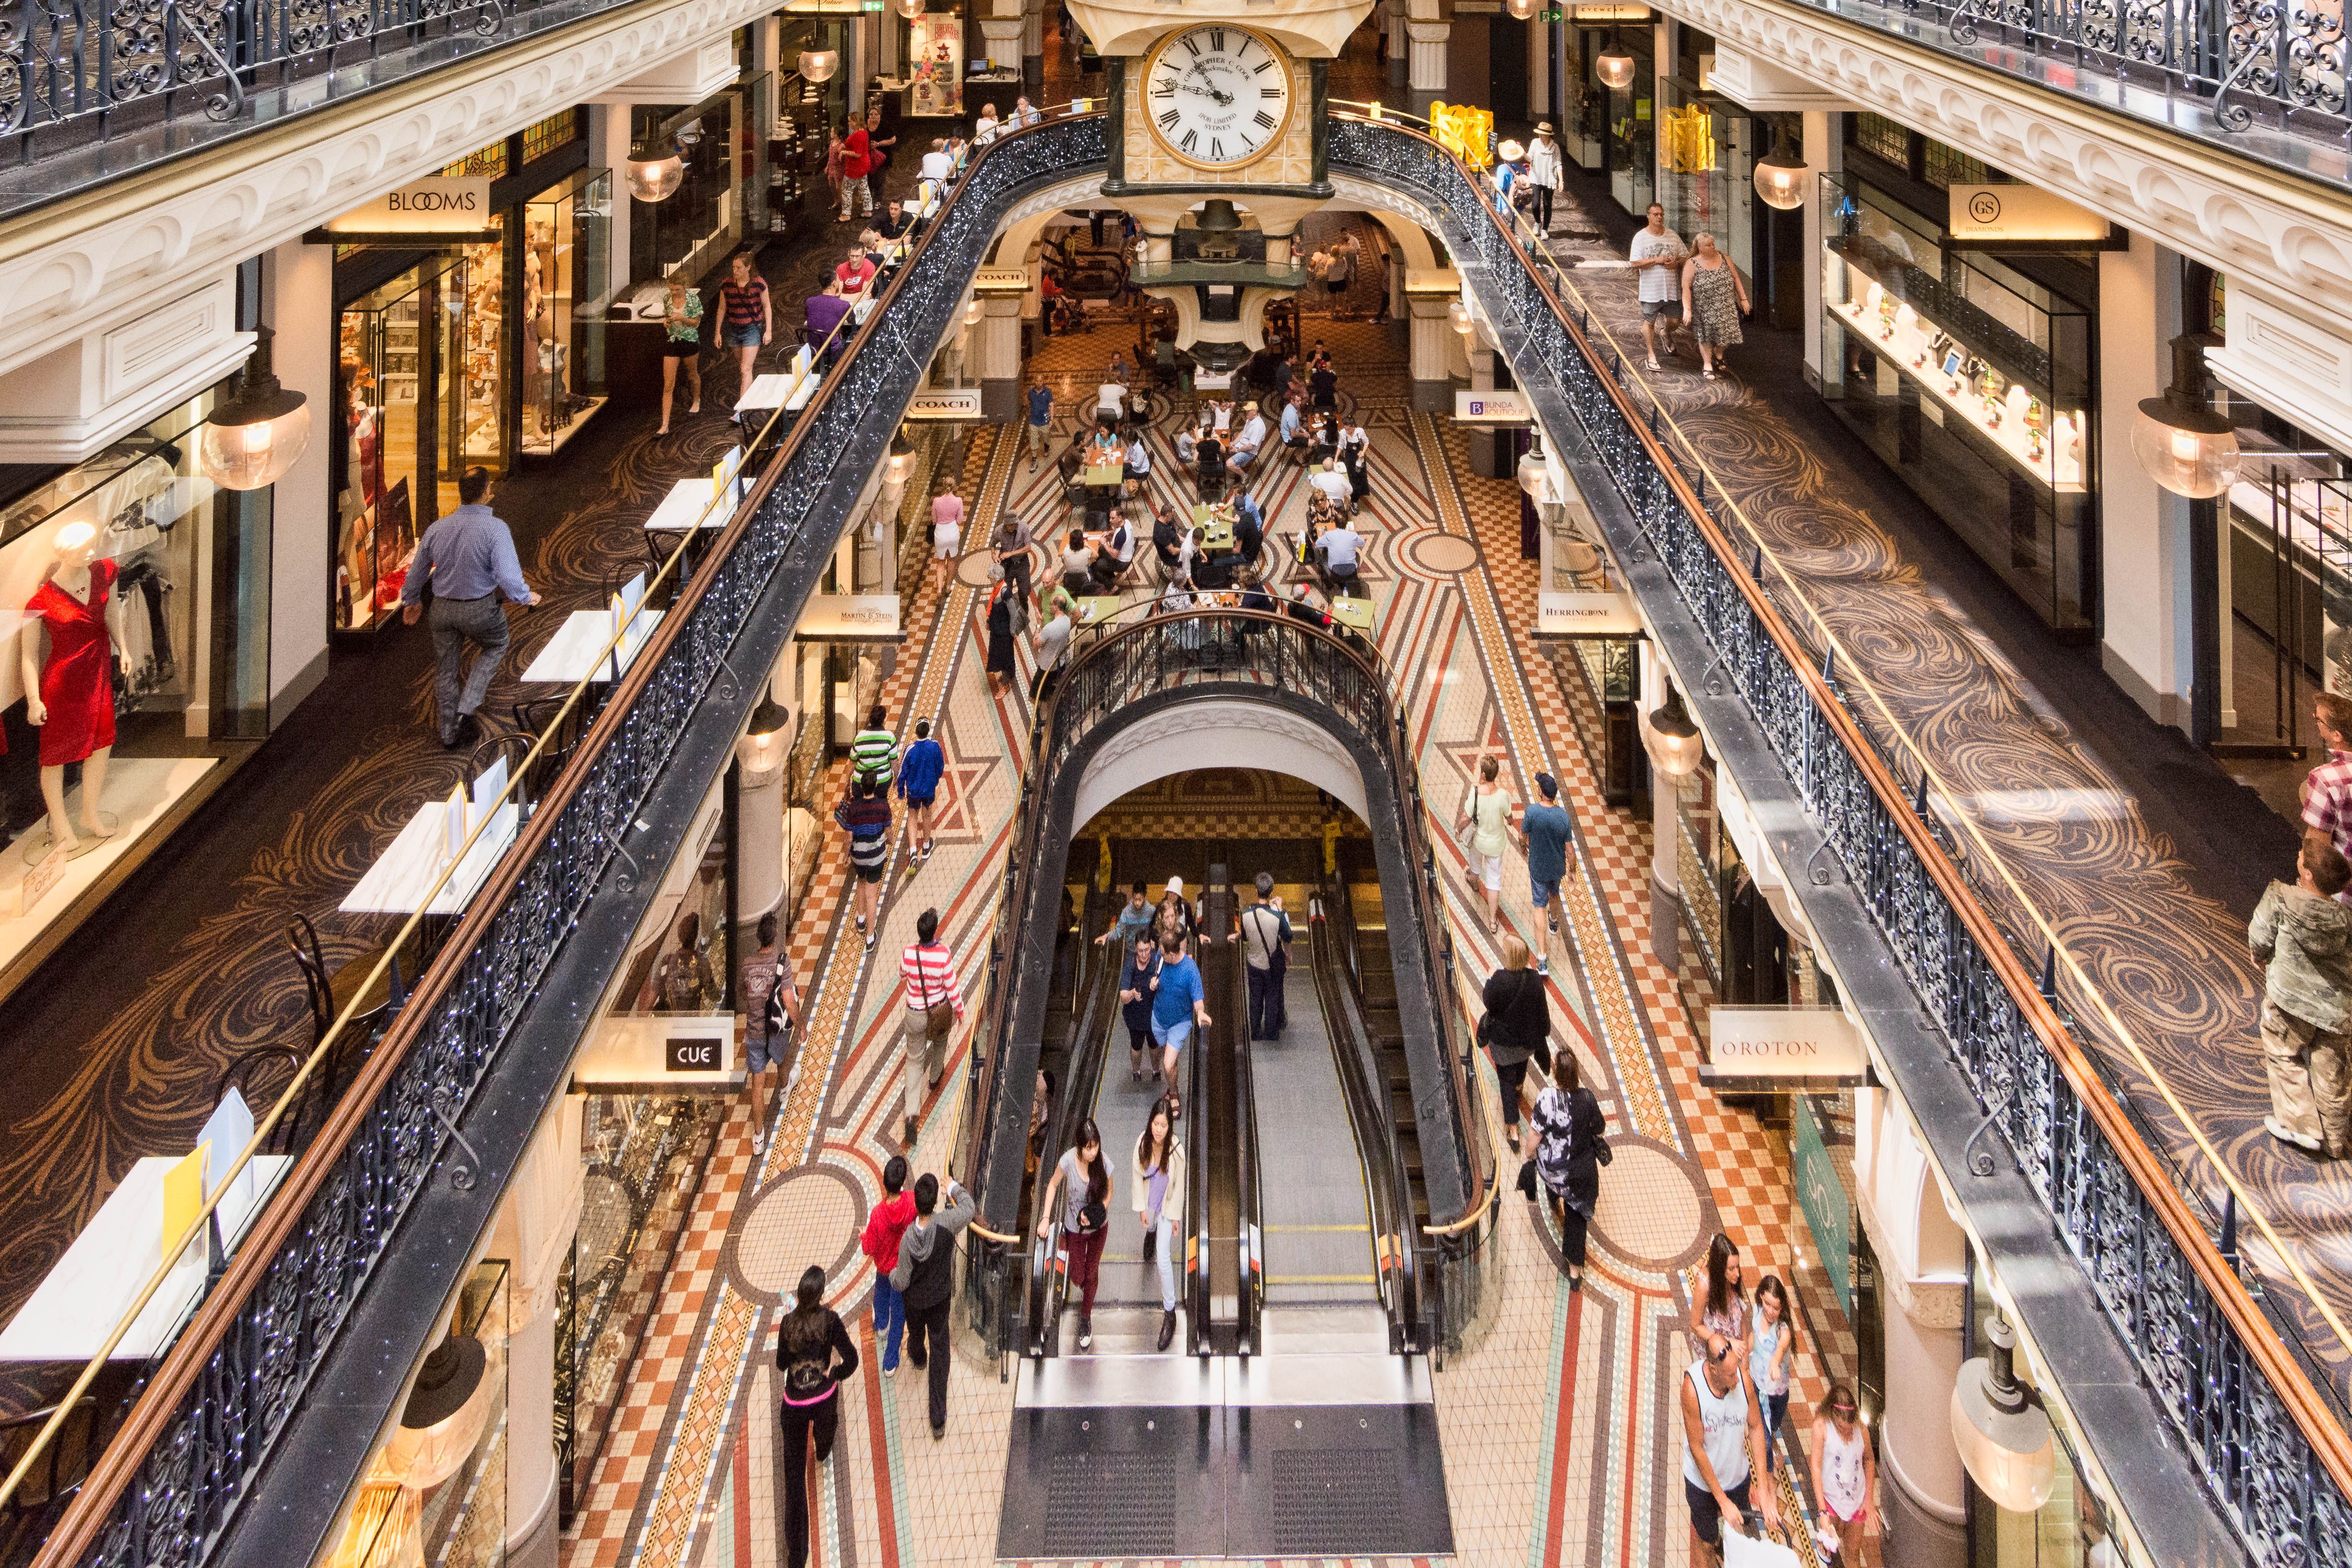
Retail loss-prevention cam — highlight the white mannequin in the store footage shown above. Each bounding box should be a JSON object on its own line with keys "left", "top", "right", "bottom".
{"left": 21, "top": 522, "right": 130, "bottom": 855}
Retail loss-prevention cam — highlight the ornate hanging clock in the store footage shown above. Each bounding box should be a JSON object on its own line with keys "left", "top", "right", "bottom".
{"left": 1138, "top": 24, "right": 1295, "bottom": 171}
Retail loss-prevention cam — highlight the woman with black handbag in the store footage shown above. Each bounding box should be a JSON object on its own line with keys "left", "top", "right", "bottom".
{"left": 1481, "top": 936, "right": 1552, "bottom": 1154}
{"left": 1530, "top": 1050, "right": 1610, "bottom": 1289}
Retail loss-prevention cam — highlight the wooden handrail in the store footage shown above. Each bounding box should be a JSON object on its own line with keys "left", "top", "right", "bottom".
{"left": 1336, "top": 112, "right": 2352, "bottom": 1497}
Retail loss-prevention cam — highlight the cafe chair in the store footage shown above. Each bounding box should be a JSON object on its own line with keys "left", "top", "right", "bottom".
{"left": 213, "top": 1045, "right": 314, "bottom": 1157}
{"left": 0, "top": 1396, "right": 97, "bottom": 1529}
{"left": 513, "top": 694, "right": 588, "bottom": 778}
{"left": 282, "top": 912, "right": 396, "bottom": 1119}
{"left": 468, "top": 732, "right": 542, "bottom": 818}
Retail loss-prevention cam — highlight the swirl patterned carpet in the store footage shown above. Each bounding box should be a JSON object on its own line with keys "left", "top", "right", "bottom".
{"left": 0, "top": 218, "right": 860, "bottom": 1413}
{"left": 1537, "top": 166, "right": 2352, "bottom": 1414}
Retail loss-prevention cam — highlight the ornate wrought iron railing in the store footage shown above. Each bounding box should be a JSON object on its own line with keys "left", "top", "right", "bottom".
{"left": 956, "top": 605, "right": 1494, "bottom": 1359}
{"left": 1328, "top": 110, "right": 2352, "bottom": 1564}
{"left": 12, "top": 111, "right": 1103, "bottom": 1568}
{"left": 1679, "top": 0, "right": 2349, "bottom": 186}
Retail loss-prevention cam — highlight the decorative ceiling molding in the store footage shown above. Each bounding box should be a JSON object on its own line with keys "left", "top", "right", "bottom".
{"left": 1071, "top": 699, "right": 1369, "bottom": 826}
{"left": 0, "top": 0, "right": 777, "bottom": 382}
{"left": 1653, "top": 0, "right": 2352, "bottom": 323}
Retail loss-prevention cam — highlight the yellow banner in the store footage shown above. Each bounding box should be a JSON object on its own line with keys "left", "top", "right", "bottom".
{"left": 1428, "top": 102, "right": 1495, "bottom": 169}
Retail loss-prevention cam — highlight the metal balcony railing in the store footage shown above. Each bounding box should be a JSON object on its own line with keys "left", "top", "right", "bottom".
{"left": 1723, "top": 0, "right": 2351, "bottom": 188}
{"left": 1325, "top": 109, "right": 2352, "bottom": 1563}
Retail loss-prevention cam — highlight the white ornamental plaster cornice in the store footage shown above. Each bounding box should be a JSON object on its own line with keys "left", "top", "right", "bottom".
{"left": 0, "top": 0, "right": 778, "bottom": 381}
{"left": 1072, "top": 699, "right": 1370, "bottom": 824}
{"left": 1653, "top": 0, "right": 2352, "bottom": 323}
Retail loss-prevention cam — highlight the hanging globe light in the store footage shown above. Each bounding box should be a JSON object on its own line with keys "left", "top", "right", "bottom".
{"left": 1752, "top": 129, "right": 1812, "bottom": 212}
{"left": 624, "top": 144, "right": 683, "bottom": 202}
{"left": 1595, "top": 32, "right": 1637, "bottom": 91}
{"left": 199, "top": 328, "right": 311, "bottom": 491}
{"left": 799, "top": 48, "right": 840, "bottom": 83}
{"left": 893, "top": 0, "right": 924, "bottom": 16}
{"left": 1506, "top": 0, "right": 1537, "bottom": 17}
{"left": 2134, "top": 336, "right": 2242, "bottom": 499}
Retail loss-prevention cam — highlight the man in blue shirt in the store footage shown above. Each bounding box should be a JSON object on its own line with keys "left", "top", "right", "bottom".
{"left": 1523, "top": 771, "right": 1576, "bottom": 976}
{"left": 1148, "top": 930, "right": 1210, "bottom": 1118}
{"left": 895, "top": 717, "right": 946, "bottom": 861}
{"left": 401, "top": 466, "right": 538, "bottom": 748}
{"left": 1025, "top": 381, "right": 1055, "bottom": 468}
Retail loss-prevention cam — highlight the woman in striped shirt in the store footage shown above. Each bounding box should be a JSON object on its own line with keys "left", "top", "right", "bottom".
{"left": 835, "top": 777, "right": 893, "bottom": 946}
{"left": 718, "top": 252, "right": 772, "bottom": 407}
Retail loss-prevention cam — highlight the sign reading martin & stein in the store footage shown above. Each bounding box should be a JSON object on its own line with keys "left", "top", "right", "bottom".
{"left": 1698, "top": 1006, "right": 1868, "bottom": 1089}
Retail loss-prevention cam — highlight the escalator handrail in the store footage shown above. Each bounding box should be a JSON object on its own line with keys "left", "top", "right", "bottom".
{"left": 1304, "top": 892, "right": 1424, "bottom": 1353}
{"left": 1222, "top": 907, "right": 1263, "bottom": 1354}
{"left": 1019, "top": 898, "right": 1119, "bottom": 1356}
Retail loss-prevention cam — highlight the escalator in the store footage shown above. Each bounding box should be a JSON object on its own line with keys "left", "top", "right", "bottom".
{"left": 1001, "top": 850, "right": 1449, "bottom": 1560}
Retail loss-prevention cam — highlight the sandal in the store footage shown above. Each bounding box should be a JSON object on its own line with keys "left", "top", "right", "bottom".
{"left": 1645, "top": 358, "right": 1661, "bottom": 372}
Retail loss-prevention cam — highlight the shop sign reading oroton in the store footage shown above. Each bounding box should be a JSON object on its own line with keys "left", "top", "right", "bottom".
{"left": 325, "top": 177, "right": 495, "bottom": 236}
{"left": 1698, "top": 1006, "right": 1869, "bottom": 1089}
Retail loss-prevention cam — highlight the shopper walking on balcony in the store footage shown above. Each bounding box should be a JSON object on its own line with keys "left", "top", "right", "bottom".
{"left": 656, "top": 277, "right": 702, "bottom": 436}
{"left": 890, "top": 1172, "right": 975, "bottom": 1440}
{"left": 1483, "top": 935, "right": 1551, "bottom": 1154}
{"left": 1456, "top": 755, "right": 1513, "bottom": 934}
{"left": 401, "top": 466, "right": 539, "bottom": 750}
{"left": 1526, "top": 122, "right": 1563, "bottom": 233}
{"left": 774, "top": 1265, "right": 857, "bottom": 1568}
{"left": 1680, "top": 232, "right": 1750, "bottom": 382}
{"left": 1038, "top": 1120, "right": 1112, "bottom": 1349}
{"left": 2301, "top": 693, "right": 2352, "bottom": 894}
{"left": 2251, "top": 839, "right": 2352, "bottom": 1156}
{"left": 836, "top": 777, "right": 893, "bottom": 946}
{"left": 1630, "top": 203, "right": 1686, "bottom": 372}
{"left": 838, "top": 118, "right": 873, "bottom": 222}
{"left": 718, "top": 253, "right": 772, "bottom": 407}
{"left": 898, "top": 906, "right": 965, "bottom": 1148}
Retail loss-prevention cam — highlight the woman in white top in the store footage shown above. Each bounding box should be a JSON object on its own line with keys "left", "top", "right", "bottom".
{"left": 1131, "top": 1096, "right": 1187, "bottom": 1350}
{"left": 1810, "top": 1381, "right": 1875, "bottom": 1564}
{"left": 1455, "top": 754, "right": 1513, "bottom": 933}
{"left": 1525, "top": 121, "right": 1564, "bottom": 232}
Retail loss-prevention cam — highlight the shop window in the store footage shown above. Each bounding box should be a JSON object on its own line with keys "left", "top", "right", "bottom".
{"left": 1818, "top": 170, "right": 2095, "bottom": 634}
{"left": 1850, "top": 110, "right": 1910, "bottom": 169}
{"left": 337, "top": 253, "right": 471, "bottom": 633}
{"left": 442, "top": 139, "right": 511, "bottom": 180}
{"left": 629, "top": 92, "right": 746, "bottom": 287}
{"left": 521, "top": 168, "right": 614, "bottom": 455}
{"left": 521, "top": 108, "right": 581, "bottom": 166}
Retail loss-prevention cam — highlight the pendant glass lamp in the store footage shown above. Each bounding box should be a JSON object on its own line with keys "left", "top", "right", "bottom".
{"left": 380, "top": 1335, "right": 492, "bottom": 1492}
{"left": 799, "top": 48, "right": 841, "bottom": 83}
{"left": 1645, "top": 688, "right": 1704, "bottom": 777}
{"left": 1595, "top": 32, "right": 1637, "bottom": 91}
{"left": 1752, "top": 129, "right": 1812, "bottom": 212}
{"left": 1950, "top": 1313, "right": 2057, "bottom": 1514}
{"left": 200, "top": 327, "right": 311, "bottom": 491}
{"left": 893, "top": 0, "right": 924, "bottom": 16}
{"left": 624, "top": 145, "right": 684, "bottom": 202}
{"left": 1506, "top": 0, "right": 1538, "bottom": 18}
{"left": 2133, "top": 335, "right": 2242, "bottom": 499}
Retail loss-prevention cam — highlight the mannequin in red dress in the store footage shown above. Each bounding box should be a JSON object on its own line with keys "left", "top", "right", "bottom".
{"left": 20, "top": 522, "right": 130, "bottom": 855}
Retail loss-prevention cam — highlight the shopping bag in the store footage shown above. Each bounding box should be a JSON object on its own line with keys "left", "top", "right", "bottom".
{"left": 1723, "top": 1526, "right": 1803, "bottom": 1568}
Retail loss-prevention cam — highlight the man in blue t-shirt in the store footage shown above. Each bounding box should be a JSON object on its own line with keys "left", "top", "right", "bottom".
{"left": 1026, "top": 381, "right": 1055, "bottom": 468}
{"left": 1522, "top": 771, "right": 1576, "bottom": 977}
{"left": 1148, "top": 930, "right": 1210, "bottom": 1120}
{"left": 895, "top": 717, "right": 947, "bottom": 862}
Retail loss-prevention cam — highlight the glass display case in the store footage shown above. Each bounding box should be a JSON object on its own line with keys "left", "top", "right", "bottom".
{"left": 521, "top": 168, "right": 613, "bottom": 455}
{"left": 629, "top": 89, "right": 746, "bottom": 288}
{"left": 1819, "top": 171, "right": 2096, "bottom": 634}
{"left": 337, "top": 254, "right": 468, "bottom": 633}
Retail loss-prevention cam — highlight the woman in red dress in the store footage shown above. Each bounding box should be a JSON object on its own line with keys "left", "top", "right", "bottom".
{"left": 20, "top": 523, "right": 124, "bottom": 852}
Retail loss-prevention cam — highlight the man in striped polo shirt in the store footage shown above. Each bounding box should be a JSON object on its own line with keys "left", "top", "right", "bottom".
{"left": 898, "top": 907, "right": 965, "bottom": 1148}
{"left": 850, "top": 705, "right": 899, "bottom": 791}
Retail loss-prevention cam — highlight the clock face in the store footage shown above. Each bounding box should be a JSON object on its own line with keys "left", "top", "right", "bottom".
{"left": 1140, "top": 25, "right": 1294, "bottom": 171}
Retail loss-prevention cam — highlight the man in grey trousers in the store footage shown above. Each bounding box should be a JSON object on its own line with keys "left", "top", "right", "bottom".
{"left": 401, "top": 466, "right": 539, "bottom": 748}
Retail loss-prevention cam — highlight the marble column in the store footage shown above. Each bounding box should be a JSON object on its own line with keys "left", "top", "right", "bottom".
{"left": 1406, "top": 19, "right": 1449, "bottom": 98}
{"left": 979, "top": 16, "right": 1023, "bottom": 87}
{"left": 1800, "top": 110, "right": 1836, "bottom": 388}
{"left": 1408, "top": 292, "right": 1457, "bottom": 412}
{"left": 1882, "top": 1284, "right": 1969, "bottom": 1568}
{"left": 1022, "top": 0, "right": 1043, "bottom": 81}
{"left": 1467, "top": 344, "right": 1499, "bottom": 473}
{"left": 978, "top": 294, "right": 1024, "bottom": 422}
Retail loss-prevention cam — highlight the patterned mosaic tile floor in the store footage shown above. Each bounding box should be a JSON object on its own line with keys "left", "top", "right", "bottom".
{"left": 559, "top": 314, "right": 1873, "bottom": 1568}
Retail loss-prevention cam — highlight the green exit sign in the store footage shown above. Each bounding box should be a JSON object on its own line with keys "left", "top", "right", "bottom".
{"left": 1539, "top": 8, "right": 1566, "bottom": 18}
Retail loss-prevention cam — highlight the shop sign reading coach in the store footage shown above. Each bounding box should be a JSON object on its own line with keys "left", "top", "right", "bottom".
{"left": 903, "top": 388, "right": 984, "bottom": 421}
{"left": 1698, "top": 1006, "right": 1869, "bottom": 1089}
{"left": 325, "top": 177, "right": 494, "bottom": 235}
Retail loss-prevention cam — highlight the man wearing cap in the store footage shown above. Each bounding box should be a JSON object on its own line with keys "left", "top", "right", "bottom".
{"left": 1527, "top": 122, "right": 1564, "bottom": 232}
{"left": 1228, "top": 401, "right": 1266, "bottom": 472}
{"left": 1524, "top": 772, "right": 1575, "bottom": 977}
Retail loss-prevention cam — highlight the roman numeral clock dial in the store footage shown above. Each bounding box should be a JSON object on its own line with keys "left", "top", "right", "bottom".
{"left": 1141, "top": 24, "right": 1292, "bottom": 172}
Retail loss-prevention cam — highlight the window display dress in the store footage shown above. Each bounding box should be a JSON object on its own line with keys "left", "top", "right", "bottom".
{"left": 29, "top": 558, "right": 119, "bottom": 766}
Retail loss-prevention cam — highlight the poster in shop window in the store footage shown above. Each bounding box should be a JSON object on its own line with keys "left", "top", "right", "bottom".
{"left": 907, "top": 16, "right": 964, "bottom": 117}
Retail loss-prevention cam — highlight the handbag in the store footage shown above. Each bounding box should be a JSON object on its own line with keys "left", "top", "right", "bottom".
{"left": 1477, "top": 1011, "right": 1496, "bottom": 1048}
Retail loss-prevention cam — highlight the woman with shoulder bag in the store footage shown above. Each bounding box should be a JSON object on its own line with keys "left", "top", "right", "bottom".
{"left": 1481, "top": 935, "right": 1552, "bottom": 1154}
{"left": 774, "top": 1265, "right": 857, "bottom": 1568}
{"left": 1530, "top": 1048, "right": 1610, "bottom": 1289}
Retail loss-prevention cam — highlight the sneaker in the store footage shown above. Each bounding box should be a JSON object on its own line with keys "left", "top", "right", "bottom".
{"left": 865, "top": 932, "right": 878, "bottom": 950}
{"left": 930, "top": 1422, "right": 946, "bottom": 1441}
{"left": 1077, "top": 1316, "right": 1093, "bottom": 1351}
{"left": 1537, "top": 956, "right": 1550, "bottom": 978}
{"left": 2267, "top": 1115, "right": 2324, "bottom": 1152}
{"left": 856, "top": 914, "right": 868, "bottom": 933}
{"left": 882, "top": 1360, "right": 897, "bottom": 1378}
{"left": 904, "top": 1115, "right": 920, "bottom": 1147}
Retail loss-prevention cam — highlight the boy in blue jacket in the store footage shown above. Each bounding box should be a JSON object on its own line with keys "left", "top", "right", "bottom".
{"left": 895, "top": 717, "right": 946, "bottom": 862}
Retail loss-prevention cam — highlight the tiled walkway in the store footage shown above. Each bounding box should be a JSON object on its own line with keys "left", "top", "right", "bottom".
{"left": 560, "top": 305, "right": 1869, "bottom": 1566}
{"left": 1525, "top": 165, "right": 2352, "bottom": 1415}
